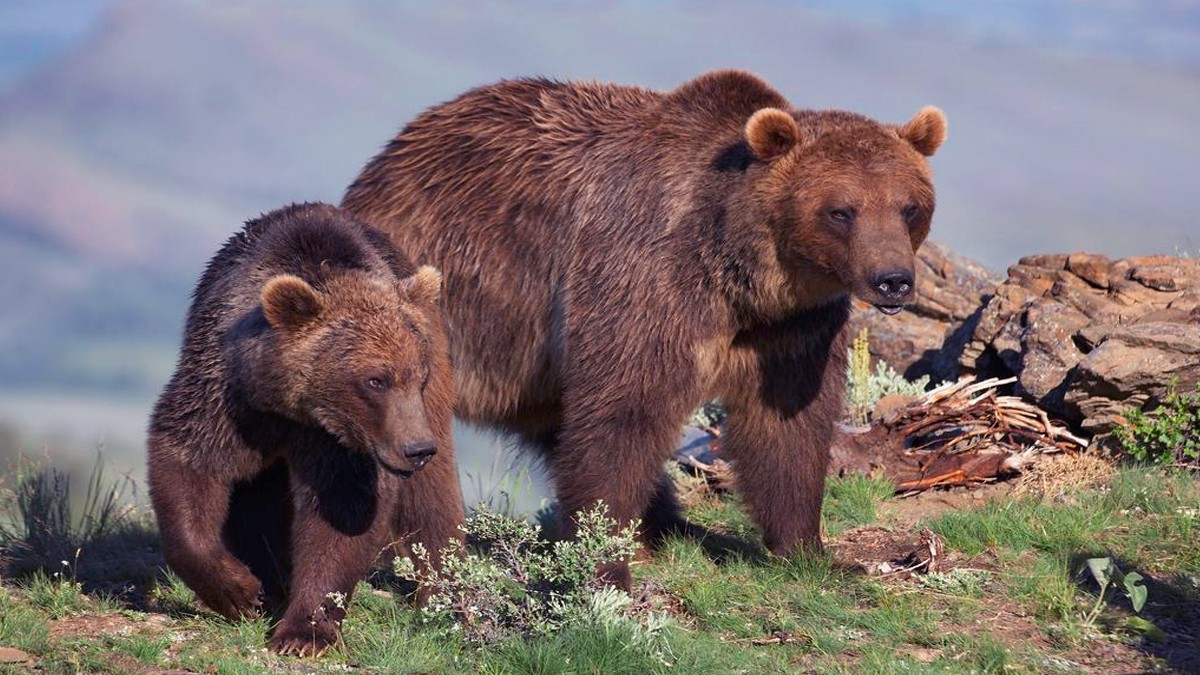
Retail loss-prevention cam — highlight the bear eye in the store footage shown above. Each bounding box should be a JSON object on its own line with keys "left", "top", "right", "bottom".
{"left": 901, "top": 204, "right": 920, "bottom": 222}
{"left": 828, "top": 208, "right": 855, "bottom": 225}
{"left": 366, "top": 376, "right": 389, "bottom": 392}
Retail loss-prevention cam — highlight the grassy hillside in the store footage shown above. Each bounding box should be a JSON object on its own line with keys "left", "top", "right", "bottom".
{"left": 0, "top": 459, "right": 1196, "bottom": 673}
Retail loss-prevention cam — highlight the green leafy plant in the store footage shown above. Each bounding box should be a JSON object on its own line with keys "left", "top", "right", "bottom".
{"left": 846, "top": 327, "right": 930, "bottom": 426}
{"left": 1114, "top": 382, "right": 1200, "bottom": 467}
{"left": 396, "top": 503, "right": 651, "bottom": 645}
{"left": 1080, "top": 556, "right": 1163, "bottom": 639}
{"left": 21, "top": 565, "right": 87, "bottom": 619}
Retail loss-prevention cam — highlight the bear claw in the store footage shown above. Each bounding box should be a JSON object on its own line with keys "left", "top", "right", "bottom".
{"left": 269, "top": 625, "right": 339, "bottom": 658}
{"left": 270, "top": 612, "right": 341, "bottom": 658}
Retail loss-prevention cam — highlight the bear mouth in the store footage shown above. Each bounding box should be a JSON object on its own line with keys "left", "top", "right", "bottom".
{"left": 874, "top": 303, "right": 905, "bottom": 316}
{"left": 371, "top": 449, "right": 415, "bottom": 477}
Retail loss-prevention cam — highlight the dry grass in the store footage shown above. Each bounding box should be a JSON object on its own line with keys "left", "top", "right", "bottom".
{"left": 1012, "top": 452, "right": 1117, "bottom": 500}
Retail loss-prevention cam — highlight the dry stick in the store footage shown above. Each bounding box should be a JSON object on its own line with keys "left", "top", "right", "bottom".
{"left": 896, "top": 469, "right": 969, "bottom": 490}
{"left": 896, "top": 401, "right": 993, "bottom": 436}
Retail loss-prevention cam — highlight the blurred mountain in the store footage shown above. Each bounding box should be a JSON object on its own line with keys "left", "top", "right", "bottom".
{"left": 0, "top": 0, "right": 1197, "bottom": 416}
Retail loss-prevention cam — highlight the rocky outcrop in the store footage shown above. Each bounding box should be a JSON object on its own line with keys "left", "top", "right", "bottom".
{"left": 959, "top": 253, "right": 1200, "bottom": 433}
{"left": 850, "top": 240, "right": 1001, "bottom": 378}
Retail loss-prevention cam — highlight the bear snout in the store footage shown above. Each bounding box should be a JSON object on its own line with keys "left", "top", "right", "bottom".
{"left": 371, "top": 439, "right": 436, "bottom": 475}
{"left": 869, "top": 268, "right": 915, "bottom": 314}
{"left": 401, "top": 440, "right": 437, "bottom": 469}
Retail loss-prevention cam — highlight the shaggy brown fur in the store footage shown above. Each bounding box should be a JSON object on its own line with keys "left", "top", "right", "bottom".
{"left": 147, "top": 203, "right": 462, "bottom": 655}
{"left": 342, "top": 70, "right": 946, "bottom": 588}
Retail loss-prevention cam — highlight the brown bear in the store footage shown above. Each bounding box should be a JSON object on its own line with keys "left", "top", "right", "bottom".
{"left": 342, "top": 70, "right": 946, "bottom": 588}
{"left": 147, "top": 202, "right": 463, "bottom": 655}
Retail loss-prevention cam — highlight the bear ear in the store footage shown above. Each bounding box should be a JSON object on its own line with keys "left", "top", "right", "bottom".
{"left": 745, "top": 108, "right": 800, "bottom": 162}
{"left": 899, "top": 106, "right": 947, "bottom": 157}
{"left": 261, "top": 274, "right": 323, "bottom": 330}
{"left": 398, "top": 265, "right": 441, "bottom": 308}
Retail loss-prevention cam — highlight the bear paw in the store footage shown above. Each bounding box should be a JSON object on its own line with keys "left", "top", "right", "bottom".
{"left": 200, "top": 562, "right": 264, "bottom": 620}
{"left": 269, "top": 619, "right": 340, "bottom": 658}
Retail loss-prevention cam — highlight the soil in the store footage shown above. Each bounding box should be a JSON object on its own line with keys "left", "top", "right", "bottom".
{"left": 881, "top": 479, "right": 1017, "bottom": 524}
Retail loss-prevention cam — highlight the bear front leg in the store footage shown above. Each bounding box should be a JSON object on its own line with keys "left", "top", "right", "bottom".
{"left": 271, "top": 450, "right": 398, "bottom": 657}
{"left": 147, "top": 447, "right": 263, "bottom": 619}
{"left": 720, "top": 303, "right": 850, "bottom": 556}
{"left": 552, "top": 356, "right": 698, "bottom": 590}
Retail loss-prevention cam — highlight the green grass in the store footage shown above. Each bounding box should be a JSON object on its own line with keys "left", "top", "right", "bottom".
{"left": 823, "top": 474, "right": 895, "bottom": 535}
{"left": 0, "top": 587, "right": 51, "bottom": 655}
{"left": 20, "top": 569, "right": 93, "bottom": 618}
{"left": 0, "top": 462, "right": 1195, "bottom": 673}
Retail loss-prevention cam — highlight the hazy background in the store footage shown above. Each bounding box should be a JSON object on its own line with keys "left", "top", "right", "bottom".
{"left": 1, "top": 0, "right": 1197, "bottom": 505}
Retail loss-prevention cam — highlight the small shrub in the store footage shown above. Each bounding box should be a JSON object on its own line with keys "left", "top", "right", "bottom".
{"left": 846, "top": 327, "right": 930, "bottom": 426}
{"left": 687, "top": 400, "right": 727, "bottom": 432}
{"left": 396, "top": 503, "right": 650, "bottom": 645}
{"left": 1114, "top": 382, "right": 1200, "bottom": 467}
{"left": 0, "top": 454, "right": 158, "bottom": 585}
{"left": 917, "top": 568, "right": 991, "bottom": 598}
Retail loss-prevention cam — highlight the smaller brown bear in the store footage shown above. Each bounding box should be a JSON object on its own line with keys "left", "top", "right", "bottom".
{"left": 147, "top": 202, "right": 463, "bottom": 656}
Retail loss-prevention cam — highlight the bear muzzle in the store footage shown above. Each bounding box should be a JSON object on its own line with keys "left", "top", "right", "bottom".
{"left": 403, "top": 440, "right": 437, "bottom": 469}
{"left": 372, "top": 440, "right": 437, "bottom": 475}
{"left": 868, "top": 269, "right": 914, "bottom": 315}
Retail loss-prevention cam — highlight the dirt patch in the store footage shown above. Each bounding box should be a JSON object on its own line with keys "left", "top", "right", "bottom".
{"left": 829, "top": 527, "right": 1167, "bottom": 673}
{"left": 41, "top": 612, "right": 196, "bottom": 675}
{"left": 880, "top": 479, "right": 1016, "bottom": 526}
{"left": 48, "top": 612, "right": 169, "bottom": 641}
{"left": 829, "top": 526, "right": 955, "bottom": 578}
{"left": 632, "top": 579, "right": 693, "bottom": 626}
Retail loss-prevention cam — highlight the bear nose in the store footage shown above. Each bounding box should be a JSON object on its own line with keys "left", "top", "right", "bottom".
{"left": 873, "top": 270, "right": 914, "bottom": 301}
{"left": 403, "top": 441, "right": 437, "bottom": 468}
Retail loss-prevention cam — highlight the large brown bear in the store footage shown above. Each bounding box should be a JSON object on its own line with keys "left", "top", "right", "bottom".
{"left": 342, "top": 70, "right": 946, "bottom": 588}
{"left": 147, "top": 203, "right": 463, "bottom": 655}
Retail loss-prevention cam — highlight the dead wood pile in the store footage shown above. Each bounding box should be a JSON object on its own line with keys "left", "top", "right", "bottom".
{"left": 676, "top": 377, "right": 1089, "bottom": 494}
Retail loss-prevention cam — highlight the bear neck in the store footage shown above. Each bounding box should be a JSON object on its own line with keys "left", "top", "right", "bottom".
{"left": 683, "top": 175, "right": 849, "bottom": 331}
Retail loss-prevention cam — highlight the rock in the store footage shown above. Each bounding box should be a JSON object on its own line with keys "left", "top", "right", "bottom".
{"left": 1067, "top": 252, "right": 1112, "bottom": 289}
{"left": 1018, "top": 253, "right": 1069, "bottom": 270}
{"left": 1131, "top": 264, "right": 1191, "bottom": 291}
{"left": 959, "top": 252, "right": 1200, "bottom": 434}
{"left": 850, "top": 240, "right": 1001, "bottom": 379}
{"left": 1017, "top": 301, "right": 1090, "bottom": 414}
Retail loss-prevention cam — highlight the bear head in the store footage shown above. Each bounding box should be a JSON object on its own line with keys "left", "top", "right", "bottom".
{"left": 744, "top": 105, "right": 947, "bottom": 315}
{"left": 258, "top": 265, "right": 443, "bottom": 475}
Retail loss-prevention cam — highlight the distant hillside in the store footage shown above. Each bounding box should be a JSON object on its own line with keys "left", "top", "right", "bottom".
{"left": 1, "top": 0, "right": 1198, "bottom": 401}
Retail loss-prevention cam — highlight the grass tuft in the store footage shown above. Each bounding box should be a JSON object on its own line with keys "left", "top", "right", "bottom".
{"left": 823, "top": 474, "right": 895, "bottom": 535}
{"left": 0, "top": 454, "right": 160, "bottom": 588}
